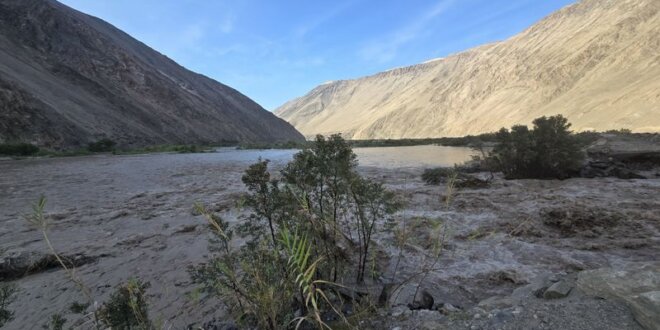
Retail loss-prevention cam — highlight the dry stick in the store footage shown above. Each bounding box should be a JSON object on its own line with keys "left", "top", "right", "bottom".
{"left": 411, "top": 172, "right": 457, "bottom": 305}
{"left": 24, "top": 197, "right": 101, "bottom": 329}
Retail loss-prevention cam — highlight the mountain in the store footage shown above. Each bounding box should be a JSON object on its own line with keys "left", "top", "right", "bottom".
{"left": 275, "top": 0, "right": 660, "bottom": 139}
{"left": 0, "top": 0, "right": 303, "bottom": 148}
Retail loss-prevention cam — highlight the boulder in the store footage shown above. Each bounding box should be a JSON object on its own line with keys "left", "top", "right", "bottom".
{"left": 409, "top": 290, "right": 434, "bottom": 310}
{"left": 543, "top": 281, "right": 573, "bottom": 299}
{"left": 437, "top": 302, "right": 462, "bottom": 315}
{"left": 629, "top": 291, "right": 660, "bottom": 330}
{"left": 511, "top": 274, "right": 555, "bottom": 299}
{"left": 577, "top": 262, "right": 660, "bottom": 330}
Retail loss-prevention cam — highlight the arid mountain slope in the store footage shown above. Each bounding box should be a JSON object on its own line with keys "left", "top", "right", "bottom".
{"left": 0, "top": 0, "right": 303, "bottom": 148}
{"left": 276, "top": 0, "right": 660, "bottom": 139}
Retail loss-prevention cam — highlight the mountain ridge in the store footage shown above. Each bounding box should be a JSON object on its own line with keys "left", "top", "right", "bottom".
{"left": 275, "top": 0, "right": 660, "bottom": 139}
{"left": 0, "top": 0, "right": 304, "bottom": 148}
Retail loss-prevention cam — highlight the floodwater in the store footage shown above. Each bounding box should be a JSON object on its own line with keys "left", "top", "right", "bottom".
{"left": 0, "top": 145, "right": 476, "bottom": 218}
{"left": 1, "top": 145, "right": 658, "bottom": 329}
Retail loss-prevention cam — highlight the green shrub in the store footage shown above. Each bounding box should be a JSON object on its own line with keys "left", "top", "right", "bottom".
{"left": 0, "top": 143, "right": 40, "bottom": 156}
{"left": 487, "top": 115, "right": 584, "bottom": 179}
{"left": 87, "top": 138, "right": 116, "bottom": 152}
{"left": 98, "top": 279, "right": 151, "bottom": 329}
{"left": 191, "top": 134, "right": 400, "bottom": 329}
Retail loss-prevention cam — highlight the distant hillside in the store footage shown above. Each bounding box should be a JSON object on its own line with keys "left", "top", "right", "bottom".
{"left": 276, "top": 0, "right": 660, "bottom": 139}
{"left": 0, "top": 0, "right": 303, "bottom": 148}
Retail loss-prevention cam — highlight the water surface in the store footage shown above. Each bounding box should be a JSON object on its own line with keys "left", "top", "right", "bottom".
{"left": 0, "top": 145, "right": 475, "bottom": 210}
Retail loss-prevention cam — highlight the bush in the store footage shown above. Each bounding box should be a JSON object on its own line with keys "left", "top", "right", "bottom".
{"left": 42, "top": 314, "right": 66, "bottom": 330}
{"left": 487, "top": 115, "right": 584, "bottom": 179}
{"left": 87, "top": 139, "right": 116, "bottom": 152}
{"left": 191, "top": 134, "right": 400, "bottom": 329}
{"left": 98, "top": 279, "right": 151, "bottom": 329}
{"left": 0, "top": 283, "right": 18, "bottom": 327}
{"left": 0, "top": 143, "right": 40, "bottom": 156}
{"left": 421, "top": 168, "right": 455, "bottom": 185}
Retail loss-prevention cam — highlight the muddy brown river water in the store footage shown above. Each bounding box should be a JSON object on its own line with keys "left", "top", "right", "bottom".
{"left": 0, "top": 146, "right": 658, "bottom": 329}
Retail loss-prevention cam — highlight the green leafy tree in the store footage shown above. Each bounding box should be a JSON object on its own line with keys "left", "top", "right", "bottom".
{"left": 488, "top": 115, "right": 583, "bottom": 179}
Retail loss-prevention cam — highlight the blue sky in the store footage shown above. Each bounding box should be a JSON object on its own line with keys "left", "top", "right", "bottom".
{"left": 59, "top": 0, "right": 576, "bottom": 110}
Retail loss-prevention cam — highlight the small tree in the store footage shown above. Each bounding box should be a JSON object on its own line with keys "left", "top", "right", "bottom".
{"left": 192, "top": 134, "right": 400, "bottom": 329}
{"left": 488, "top": 115, "right": 583, "bottom": 179}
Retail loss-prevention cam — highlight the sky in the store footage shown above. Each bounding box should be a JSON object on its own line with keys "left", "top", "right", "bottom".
{"left": 59, "top": 0, "right": 576, "bottom": 110}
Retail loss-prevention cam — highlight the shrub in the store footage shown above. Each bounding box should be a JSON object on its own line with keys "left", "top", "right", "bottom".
{"left": 0, "top": 283, "right": 18, "bottom": 327}
{"left": 42, "top": 313, "right": 66, "bottom": 330}
{"left": 98, "top": 279, "right": 151, "bottom": 329}
{"left": 191, "top": 134, "right": 400, "bottom": 329}
{"left": 69, "top": 301, "right": 89, "bottom": 314}
{"left": 87, "top": 138, "right": 116, "bottom": 152}
{"left": 487, "top": 115, "right": 584, "bottom": 179}
{"left": 0, "top": 143, "right": 39, "bottom": 156}
{"left": 421, "top": 167, "right": 455, "bottom": 185}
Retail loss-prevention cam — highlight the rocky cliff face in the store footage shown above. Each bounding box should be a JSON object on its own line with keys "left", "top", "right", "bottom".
{"left": 0, "top": 0, "right": 304, "bottom": 148}
{"left": 276, "top": 0, "right": 660, "bottom": 139}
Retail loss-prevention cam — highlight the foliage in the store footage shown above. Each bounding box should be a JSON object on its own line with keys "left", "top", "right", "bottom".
{"left": 42, "top": 313, "right": 66, "bottom": 330}
{"left": 190, "top": 204, "right": 296, "bottom": 330}
{"left": 192, "top": 134, "right": 400, "bottom": 329}
{"left": 280, "top": 229, "right": 344, "bottom": 330}
{"left": 238, "top": 134, "right": 500, "bottom": 150}
{"left": 0, "top": 143, "right": 39, "bottom": 156}
{"left": 113, "top": 144, "right": 212, "bottom": 155}
{"left": 486, "top": 115, "right": 584, "bottom": 179}
{"left": 24, "top": 197, "right": 154, "bottom": 329}
{"left": 0, "top": 283, "right": 18, "bottom": 327}
{"left": 98, "top": 279, "right": 152, "bottom": 330}
{"left": 421, "top": 167, "right": 456, "bottom": 185}
{"left": 87, "top": 139, "right": 117, "bottom": 152}
{"left": 69, "top": 301, "right": 90, "bottom": 314}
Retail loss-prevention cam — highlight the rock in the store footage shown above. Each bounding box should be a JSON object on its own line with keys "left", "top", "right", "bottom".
{"left": 629, "top": 291, "right": 660, "bottom": 330}
{"left": 577, "top": 262, "right": 660, "bottom": 330}
{"left": 511, "top": 274, "right": 554, "bottom": 299}
{"left": 580, "top": 160, "right": 646, "bottom": 179}
{"left": 478, "top": 296, "right": 515, "bottom": 309}
{"left": 391, "top": 306, "right": 411, "bottom": 318}
{"left": 543, "top": 281, "right": 573, "bottom": 299}
{"left": 409, "top": 290, "right": 434, "bottom": 310}
{"left": 389, "top": 283, "right": 434, "bottom": 309}
{"left": 419, "top": 321, "right": 444, "bottom": 330}
{"left": 438, "top": 303, "right": 462, "bottom": 315}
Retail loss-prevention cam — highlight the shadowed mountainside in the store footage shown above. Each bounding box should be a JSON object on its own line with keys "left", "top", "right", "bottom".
{"left": 0, "top": 0, "right": 304, "bottom": 148}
